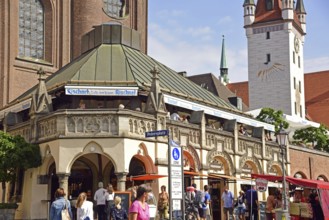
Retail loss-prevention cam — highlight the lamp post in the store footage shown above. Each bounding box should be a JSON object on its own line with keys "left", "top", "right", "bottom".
{"left": 276, "top": 124, "right": 289, "bottom": 218}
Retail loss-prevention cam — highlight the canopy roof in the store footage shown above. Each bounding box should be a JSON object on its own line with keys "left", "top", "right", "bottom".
{"left": 13, "top": 43, "right": 243, "bottom": 114}
{"left": 251, "top": 173, "right": 329, "bottom": 190}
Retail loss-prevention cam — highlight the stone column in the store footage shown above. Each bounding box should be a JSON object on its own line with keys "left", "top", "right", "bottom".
{"left": 115, "top": 172, "right": 128, "bottom": 191}
{"left": 57, "top": 173, "right": 70, "bottom": 198}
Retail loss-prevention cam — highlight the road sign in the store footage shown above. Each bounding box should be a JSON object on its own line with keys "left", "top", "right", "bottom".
{"left": 145, "top": 129, "right": 169, "bottom": 138}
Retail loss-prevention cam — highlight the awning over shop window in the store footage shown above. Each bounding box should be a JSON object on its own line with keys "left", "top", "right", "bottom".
{"left": 208, "top": 173, "right": 240, "bottom": 180}
{"left": 251, "top": 173, "right": 329, "bottom": 190}
{"left": 128, "top": 174, "right": 167, "bottom": 181}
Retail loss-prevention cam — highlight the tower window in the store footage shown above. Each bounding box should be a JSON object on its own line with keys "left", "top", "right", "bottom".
{"left": 266, "top": 32, "right": 270, "bottom": 39}
{"left": 300, "top": 105, "right": 302, "bottom": 117}
{"left": 295, "top": 102, "right": 297, "bottom": 115}
{"left": 103, "top": 0, "right": 128, "bottom": 18}
{"left": 293, "top": 77, "right": 296, "bottom": 89}
{"left": 299, "top": 81, "right": 302, "bottom": 93}
{"left": 19, "top": 0, "right": 44, "bottom": 59}
{"left": 265, "top": 0, "right": 274, "bottom": 10}
{"left": 293, "top": 52, "right": 295, "bottom": 64}
{"left": 266, "top": 54, "right": 271, "bottom": 64}
{"left": 298, "top": 56, "right": 301, "bottom": 68}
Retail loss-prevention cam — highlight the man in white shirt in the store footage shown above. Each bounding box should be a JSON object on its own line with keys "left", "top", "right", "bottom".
{"left": 94, "top": 182, "right": 106, "bottom": 220}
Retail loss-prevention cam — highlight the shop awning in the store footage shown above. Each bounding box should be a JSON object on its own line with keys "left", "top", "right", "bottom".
{"left": 128, "top": 174, "right": 167, "bottom": 181}
{"left": 251, "top": 173, "right": 284, "bottom": 182}
{"left": 251, "top": 173, "right": 329, "bottom": 190}
{"left": 208, "top": 173, "right": 240, "bottom": 180}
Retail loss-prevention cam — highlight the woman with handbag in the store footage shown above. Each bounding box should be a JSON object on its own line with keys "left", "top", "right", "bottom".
{"left": 158, "top": 185, "right": 169, "bottom": 220}
{"left": 76, "top": 192, "right": 94, "bottom": 220}
{"left": 50, "top": 188, "right": 73, "bottom": 220}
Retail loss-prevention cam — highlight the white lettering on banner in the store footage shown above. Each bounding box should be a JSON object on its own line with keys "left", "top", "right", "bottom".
{"left": 65, "top": 86, "right": 138, "bottom": 96}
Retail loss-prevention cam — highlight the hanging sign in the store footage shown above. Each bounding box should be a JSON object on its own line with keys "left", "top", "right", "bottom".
{"left": 255, "top": 178, "right": 268, "bottom": 192}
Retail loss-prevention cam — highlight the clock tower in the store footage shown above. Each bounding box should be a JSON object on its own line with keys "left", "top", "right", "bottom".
{"left": 243, "top": 0, "right": 307, "bottom": 118}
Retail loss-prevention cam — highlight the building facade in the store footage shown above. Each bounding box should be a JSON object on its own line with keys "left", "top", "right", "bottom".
{"left": 0, "top": 22, "right": 289, "bottom": 219}
{"left": 0, "top": 0, "right": 148, "bottom": 108}
{"left": 244, "top": 0, "right": 306, "bottom": 118}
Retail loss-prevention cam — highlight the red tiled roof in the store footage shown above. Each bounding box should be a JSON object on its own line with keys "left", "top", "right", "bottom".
{"left": 304, "top": 70, "right": 329, "bottom": 126}
{"left": 228, "top": 70, "right": 329, "bottom": 127}
{"left": 254, "top": 0, "right": 283, "bottom": 24}
{"left": 227, "top": 81, "right": 249, "bottom": 106}
{"left": 253, "top": 0, "right": 301, "bottom": 31}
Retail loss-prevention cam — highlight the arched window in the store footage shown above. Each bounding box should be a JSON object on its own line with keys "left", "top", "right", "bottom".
{"left": 19, "top": 0, "right": 44, "bottom": 59}
{"left": 103, "top": 0, "right": 129, "bottom": 18}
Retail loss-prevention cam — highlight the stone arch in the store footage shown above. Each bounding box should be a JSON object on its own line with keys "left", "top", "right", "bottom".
{"left": 129, "top": 142, "right": 156, "bottom": 174}
{"left": 317, "top": 175, "right": 328, "bottom": 182}
{"left": 183, "top": 151, "right": 196, "bottom": 171}
{"left": 207, "top": 150, "right": 234, "bottom": 175}
{"left": 183, "top": 145, "right": 201, "bottom": 171}
{"left": 267, "top": 161, "right": 283, "bottom": 176}
{"left": 294, "top": 171, "right": 307, "bottom": 179}
{"left": 239, "top": 155, "right": 262, "bottom": 175}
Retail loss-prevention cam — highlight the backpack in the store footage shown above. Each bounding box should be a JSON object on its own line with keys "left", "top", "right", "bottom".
{"left": 194, "top": 190, "right": 205, "bottom": 208}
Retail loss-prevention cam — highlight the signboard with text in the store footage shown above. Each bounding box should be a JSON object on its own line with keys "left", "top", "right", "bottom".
{"left": 169, "top": 140, "right": 184, "bottom": 210}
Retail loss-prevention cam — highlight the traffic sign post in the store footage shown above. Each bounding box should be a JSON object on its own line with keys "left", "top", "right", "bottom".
{"left": 168, "top": 139, "right": 185, "bottom": 220}
{"left": 144, "top": 130, "right": 185, "bottom": 220}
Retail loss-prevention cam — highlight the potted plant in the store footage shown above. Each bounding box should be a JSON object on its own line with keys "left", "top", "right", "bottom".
{"left": 0, "top": 131, "right": 41, "bottom": 219}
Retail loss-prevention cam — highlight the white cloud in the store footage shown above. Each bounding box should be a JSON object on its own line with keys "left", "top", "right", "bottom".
{"left": 217, "top": 16, "right": 233, "bottom": 25}
{"left": 304, "top": 56, "right": 329, "bottom": 73}
{"left": 148, "top": 27, "right": 248, "bottom": 83}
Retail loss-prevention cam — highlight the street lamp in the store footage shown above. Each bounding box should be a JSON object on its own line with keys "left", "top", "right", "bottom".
{"left": 276, "top": 124, "right": 289, "bottom": 216}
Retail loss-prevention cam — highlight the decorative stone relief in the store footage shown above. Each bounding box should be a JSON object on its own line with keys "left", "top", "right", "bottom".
{"left": 128, "top": 118, "right": 155, "bottom": 136}
{"left": 207, "top": 150, "right": 234, "bottom": 174}
{"left": 38, "top": 118, "right": 57, "bottom": 137}
{"left": 183, "top": 145, "right": 201, "bottom": 171}
{"left": 67, "top": 115, "right": 118, "bottom": 135}
{"left": 267, "top": 161, "right": 282, "bottom": 175}
{"left": 10, "top": 126, "right": 30, "bottom": 141}
{"left": 265, "top": 145, "right": 272, "bottom": 157}
{"left": 238, "top": 140, "right": 261, "bottom": 156}
{"left": 239, "top": 155, "right": 262, "bottom": 174}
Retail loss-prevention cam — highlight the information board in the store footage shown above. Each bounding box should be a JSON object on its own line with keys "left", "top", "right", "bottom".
{"left": 169, "top": 139, "right": 184, "bottom": 212}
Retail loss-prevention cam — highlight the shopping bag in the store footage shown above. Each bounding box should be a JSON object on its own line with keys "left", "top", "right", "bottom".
{"left": 61, "top": 200, "right": 71, "bottom": 220}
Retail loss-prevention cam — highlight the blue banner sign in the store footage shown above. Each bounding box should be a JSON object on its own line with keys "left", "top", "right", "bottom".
{"left": 145, "top": 130, "right": 169, "bottom": 138}
{"left": 65, "top": 86, "right": 138, "bottom": 96}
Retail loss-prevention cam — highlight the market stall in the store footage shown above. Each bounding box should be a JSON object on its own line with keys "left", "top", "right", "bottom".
{"left": 251, "top": 173, "right": 329, "bottom": 220}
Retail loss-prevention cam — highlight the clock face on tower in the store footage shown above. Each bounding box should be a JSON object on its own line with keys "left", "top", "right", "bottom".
{"left": 294, "top": 36, "right": 300, "bottom": 54}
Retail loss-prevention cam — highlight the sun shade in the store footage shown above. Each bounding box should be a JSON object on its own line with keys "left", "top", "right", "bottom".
{"left": 128, "top": 174, "right": 167, "bottom": 181}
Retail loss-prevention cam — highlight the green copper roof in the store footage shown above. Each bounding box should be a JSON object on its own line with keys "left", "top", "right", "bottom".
{"left": 16, "top": 43, "right": 236, "bottom": 111}
{"left": 220, "top": 36, "right": 228, "bottom": 69}
{"left": 243, "top": 0, "right": 255, "bottom": 6}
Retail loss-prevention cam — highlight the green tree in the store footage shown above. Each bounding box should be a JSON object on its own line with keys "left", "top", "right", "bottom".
{"left": 256, "top": 108, "right": 289, "bottom": 132}
{"left": 0, "top": 131, "right": 41, "bottom": 203}
{"left": 293, "top": 124, "right": 329, "bottom": 151}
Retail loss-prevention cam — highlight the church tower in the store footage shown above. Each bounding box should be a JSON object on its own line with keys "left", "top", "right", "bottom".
{"left": 220, "top": 35, "right": 229, "bottom": 84}
{"left": 0, "top": 0, "right": 148, "bottom": 108}
{"left": 244, "top": 0, "right": 307, "bottom": 118}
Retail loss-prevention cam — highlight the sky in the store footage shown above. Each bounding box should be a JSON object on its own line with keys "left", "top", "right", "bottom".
{"left": 147, "top": 1, "right": 329, "bottom": 83}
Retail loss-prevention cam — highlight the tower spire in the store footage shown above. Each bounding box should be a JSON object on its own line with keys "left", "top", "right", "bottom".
{"left": 295, "top": 0, "right": 307, "bottom": 33}
{"left": 219, "top": 35, "right": 229, "bottom": 84}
